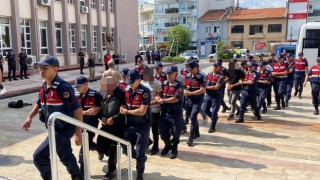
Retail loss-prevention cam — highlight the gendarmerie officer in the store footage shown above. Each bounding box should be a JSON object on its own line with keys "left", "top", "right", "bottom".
{"left": 304, "top": 57, "right": 320, "bottom": 115}
{"left": 285, "top": 53, "right": 295, "bottom": 107}
{"left": 294, "top": 52, "right": 308, "bottom": 99}
{"left": 21, "top": 56, "right": 84, "bottom": 180}
{"left": 154, "top": 62, "right": 167, "bottom": 84}
{"left": 236, "top": 62, "right": 262, "bottom": 123}
{"left": 18, "top": 48, "right": 29, "bottom": 79}
{"left": 257, "top": 61, "right": 272, "bottom": 113}
{"left": 74, "top": 76, "right": 102, "bottom": 174}
{"left": 5, "top": 49, "right": 18, "bottom": 81}
{"left": 118, "top": 68, "right": 129, "bottom": 90}
{"left": 184, "top": 60, "right": 206, "bottom": 146}
{"left": 203, "top": 61, "right": 224, "bottom": 133}
{"left": 156, "top": 65, "right": 184, "bottom": 159}
{"left": 135, "top": 58, "right": 149, "bottom": 80}
{"left": 78, "top": 48, "right": 86, "bottom": 75}
{"left": 120, "top": 69, "right": 151, "bottom": 180}
{"left": 97, "top": 76, "right": 126, "bottom": 180}
{"left": 272, "top": 54, "right": 288, "bottom": 110}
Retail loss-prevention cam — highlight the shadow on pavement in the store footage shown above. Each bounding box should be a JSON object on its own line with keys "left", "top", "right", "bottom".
{"left": 0, "top": 155, "right": 33, "bottom": 166}
{"left": 177, "top": 150, "right": 266, "bottom": 170}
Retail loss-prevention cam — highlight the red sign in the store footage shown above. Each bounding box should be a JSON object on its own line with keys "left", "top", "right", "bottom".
{"left": 289, "top": 0, "right": 308, "bottom": 2}
{"left": 149, "top": 35, "right": 153, "bottom": 42}
{"left": 288, "top": 13, "right": 308, "bottom": 19}
{"left": 209, "top": 33, "right": 213, "bottom": 38}
{"left": 255, "top": 42, "right": 265, "bottom": 50}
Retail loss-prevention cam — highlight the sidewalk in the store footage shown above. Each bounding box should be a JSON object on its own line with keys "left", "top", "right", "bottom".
{"left": 0, "top": 62, "right": 173, "bottom": 100}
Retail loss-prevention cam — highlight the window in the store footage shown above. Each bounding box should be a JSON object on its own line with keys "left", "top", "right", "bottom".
{"left": 206, "top": 26, "right": 212, "bottom": 36}
{"left": 214, "top": 26, "right": 220, "bottom": 33}
{"left": 110, "top": 0, "right": 113, "bottom": 12}
{"left": 67, "top": 0, "right": 74, "bottom": 4}
{"left": 187, "top": 2, "right": 197, "bottom": 10}
{"left": 0, "top": 17, "right": 11, "bottom": 55}
{"left": 231, "top": 41, "right": 243, "bottom": 48}
{"left": 102, "top": 27, "right": 107, "bottom": 46}
{"left": 20, "top": 19, "right": 32, "bottom": 55}
{"left": 39, "top": 21, "right": 48, "bottom": 54}
{"left": 92, "top": 26, "right": 97, "bottom": 52}
{"left": 80, "top": 0, "right": 85, "bottom": 6}
{"left": 110, "top": 28, "right": 115, "bottom": 43}
{"left": 231, "top": 25, "right": 244, "bottom": 33}
{"left": 249, "top": 25, "right": 263, "bottom": 35}
{"left": 81, "top": 25, "right": 87, "bottom": 52}
{"left": 268, "top": 24, "right": 282, "bottom": 33}
{"left": 91, "top": 0, "right": 96, "bottom": 8}
{"left": 55, "top": 23, "right": 63, "bottom": 54}
{"left": 101, "top": 0, "right": 105, "bottom": 10}
{"left": 69, "top": 24, "right": 76, "bottom": 54}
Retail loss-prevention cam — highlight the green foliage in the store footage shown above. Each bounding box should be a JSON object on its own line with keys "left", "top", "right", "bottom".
{"left": 216, "top": 40, "right": 235, "bottom": 59}
{"left": 162, "top": 56, "right": 173, "bottom": 62}
{"left": 162, "top": 56, "right": 185, "bottom": 63}
{"left": 166, "top": 25, "right": 192, "bottom": 54}
{"left": 172, "top": 56, "right": 186, "bottom": 63}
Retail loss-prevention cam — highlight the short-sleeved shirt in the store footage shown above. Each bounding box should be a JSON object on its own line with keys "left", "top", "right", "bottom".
{"left": 205, "top": 71, "right": 224, "bottom": 94}
{"left": 6, "top": 54, "right": 16, "bottom": 65}
{"left": 228, "top": 69, "right": 244, "bottom": 91}
{"left": 243, "top": 71, "right": 258, "bottom": 92}
{"left": 154, "top": 71, "right": 167, "bottom": 84}
{"left": 88, "top": 58, "right": 95, "bottom": 67}
{"left": 162, "top": 79, "right": 184, "bottom": 113}
{"left": 78, "top": 52, "right": 85, "bottom": 63}
{"left": 258, "top": 70, "right": 272, "bottom": 88}
{"left": 273, "top": 62, "right": 288, "bottom": 80}
{"left": 112, "top": 54, "right": 120, "bottom": 65}
{"left": 308, "top": 65, "right": 320, "bottom": 83}
{"left": 185, "top": 72, "right": 206, "bottom": 92}
{"left": 18, "top": 53, "right": 28, "bottom": 65}
{"left": 141, "top": 79, "right": 162, "bottom": 113}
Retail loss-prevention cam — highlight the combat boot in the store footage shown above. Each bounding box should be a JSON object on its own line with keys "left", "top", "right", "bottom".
{"left": 136, "top": 173, "right": 143, "bottom": 180}
{"left": 274, "top": 105, "right": 281, "bottom": 110}
{"left": 71, "top": 174, "right": 84, "bottom": 180}
{"left": 160, "top": 141, "right": 172, "bottom": 156}
{"left": 235, "top": 113, "right": 244, "bottom": 123}
{"left": 281, "top": 100, "right": 286, "bottom": 109}
{"left": 294, "top": 91, "right": 298, "bottom": 96}
{"left": 298, "top": 92, "right": 302, "bottom": 99}
{"left": 314, "top": 109, "right": 319, "bottom": 115}
{"left": 186, "top": 137, "right": 193, "bottom": 147}
{"left": 285, "top": 100, "right": 289, "bottom": 107}
{"left": 208, "top": 122, "right": 216, "bottom": 133}
{"left": 170, "top": 145, "right": 178, "bottom": 159}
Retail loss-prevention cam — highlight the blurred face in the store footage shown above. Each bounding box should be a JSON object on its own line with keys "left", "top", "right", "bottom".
{"left": 167, "top": 72, "right": 176, "bottom": 82}
{"left": 249, "top": 66, "right": 255, "bottom": 72}
{"left": 143, "top": 70, "right": 154, "bottom": 82}
{"left": 76, "top": 83, "right": 88, "bottom": 94}
{"left": 156, "top": 67, "right": 162, "bottom": 74}
{"left": 39, "top": 65, "right": 58, "bottom": 80}
{"left": 22, "top": 49, "right": 26, "bottom": 53}
{"left": 278, "top": 58, "right": 284, "bottom": 63}
{"left": 259, "top": 56, "right": 263, "bottom": 60}
{"left": 213, "top": 65, "right": 221, "bottom": 73}
{"left": 260, "top": 65, "right": 266, "bottom": 71}
{"left": 100, "top": 77, "right": 116, "bottom": 96}
{"left": 298, "top": 55, "right": 303, "bottom": 60}
{"left": 138, "top": 60, "right": 144, "bottom": 66}
{"left": 190, "top": 66, "right": 198, "bottom": 75}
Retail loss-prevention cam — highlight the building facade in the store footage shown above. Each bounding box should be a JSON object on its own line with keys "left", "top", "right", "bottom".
{"left": 139, "top": 1, "right": 155, "bottom": 50}
{"left": 198, "top": 9, "right": 231, "bottom": 58}
{"left": 307, "top": 0, "right": 320, "bottom": 22}
{"left": 228, "top": 8, "right": 287, "bottom": 51}
{"left": 154, "top": 0, "right": 198, "bottom": 50}
{"left": 198, "top": 0, "right": 236, "bottom": 18}
{"left": 0, "top": 0, "right": 138, "bottom": 73}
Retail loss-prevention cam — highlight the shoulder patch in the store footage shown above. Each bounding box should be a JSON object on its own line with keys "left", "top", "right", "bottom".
{"left": 63, "top": 92, "right": 70, "bottom": 98}
{"left": 178, "top": 87, "right": 183, "bottom": 93}
{"left": 196, "top": 74, "right": 201, "bottom": 78}
{"left": 143, "top": 92, "right": 148, "bottom": 99}
{"left": 219, "top": 75, "right": 224, "bottom": 79}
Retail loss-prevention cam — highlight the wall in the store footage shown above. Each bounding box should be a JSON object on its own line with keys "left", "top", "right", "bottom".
{"left": 198, "top": 0, "right": 235, "bottom": 18}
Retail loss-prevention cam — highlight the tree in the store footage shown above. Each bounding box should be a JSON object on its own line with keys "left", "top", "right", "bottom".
{"left": 166, "top": 25, "right": 192, "bottom": 55}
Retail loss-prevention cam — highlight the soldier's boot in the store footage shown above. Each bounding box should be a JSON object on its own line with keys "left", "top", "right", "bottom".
{"left": 274, "top": 104, "right": 281, "bottom": 110}
{"left": 136, "top": 173, "right": 144, "bottom": 180}
{"left": 170, "top": 145, "right": 178, "bottom": 159}
{"left": 185, "top": 116, "right": 189, "bottom": 125}
{"left": 285, "top": 99, "right": 289, "bottom": 107}
{"left": 298, "top": 91, "right": 302, "bottom": 99}
{"left": 281, "top": 100, "right": 286, "bottom": 109}
{"left": 255, "top": 111, "right": 262, "bottom": 120}
{"left": 314, "top": 107, "right": 319, "bottom": 115}
{"left": 294, "top": 90, "right": 298, "bottom": 96}
{"left": 208, "top": 122, "right": 216, "bottom": 133}
{"left": 161, "top": 141, "right": 172, "bottom": 156}
{"left": 235, "top": 113, "right": 244, "bottom": 123}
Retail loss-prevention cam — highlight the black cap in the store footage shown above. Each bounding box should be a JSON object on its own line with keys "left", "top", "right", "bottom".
{"left": 186, "top": 59, "right": 197, "bottom": 65}
{"left": 37, "top": 55, "right": 59, "bottom": 67}
{"left": 73, "top": 76, "right": 88, "bottom": 88}
{"left": 270, "top": 52, "right": 276, "bottom": 56}
{"left": 217, "top": 58, "right": 223, "bottom": 63}
{"left": 258, "top": 53, "right": 264, "bottom": 57}
{"left": 155, "top": 63, "right": 163, "bottom": 68}
{"left": 230, "top": 58, "right": 237, "bottom": 63}
{"left": 121, "top": 68, "right": 129, "bottom": 76}
{"left": 213, "top": 61, "right": 222, "bottom": 66}
{"left": 247, "top": 62, "right": 255, "bottom": 67}
{"left": 249, "top": 55, "right": 254, "bottom": 59}
{"left": 166, "top": 65, "right": 178, "bottom": 73}
{"left": 126, "top": 69, "right": 141, "bottom": 84}
{"left": 260, "top": 61, "right": 268, "bottom": 66}
{"left": 278, "top": 54, "right": 285, "bottom": 59}
{"left": 298, "top": 52, "right": 304, "bottom": 56}
{"left": 241, "top": 59, "right": 247, "bottom": 66}
{"left": 137, "top": 57, "right": 143, "bottom": 62}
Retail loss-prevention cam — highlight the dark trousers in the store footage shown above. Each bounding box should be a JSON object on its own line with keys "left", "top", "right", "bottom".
{"left": 8, "top": 64, "right": 16, "bottom": 80}
{"left": 123, "top": 125, "right": 150, "bottom": 174}
{"left": 273, "top": 79, "right": 287, "bottom": 106}
{"left": 33, "top": 127, "right": 81, "bottom": 179}
{"left": 203, "top": 93, "right": 222, "bottom": 127}
{"left": 311, "top": 82, "right": 320, "bottom": 109}
{"left": 267, "top": 82, "right": 273, "bottom": 105}
{"left": 0, "top": 65, "right": 3, "bottom": 78}
{"left": 80, "top": 63, "right": 84, "bottom": 73}
{"left": 239, "top": 90, "right": 259, "bottom": 118}
{"left": 294, "top": 74, "right": 305, "bottom": 95}
{"left": 257, "top": 87, "right": 269, "bottom": 110}
{"left": 186, "top": 97, "right": 203, "bottom": 136}
{"left": 286, "top": 77, "right": 294, "bottom": 101}
{"left": 220, "top": 85, "right": 229, "bottom": 110}
{"left": 159, "top": 112, "right": 182, "bottom": 149}
{"left": 147, "top": 56, "right": 151, "bottom": 64}
{"left": 151, "top": 112, "right": 160, "bottom": 148}
{"left": 20, "top": 63, "right": 27, "bottom": 78}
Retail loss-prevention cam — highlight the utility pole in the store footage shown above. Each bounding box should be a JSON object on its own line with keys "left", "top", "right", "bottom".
{"left": 290, "top": 26, "right": 292, "bottom": 45}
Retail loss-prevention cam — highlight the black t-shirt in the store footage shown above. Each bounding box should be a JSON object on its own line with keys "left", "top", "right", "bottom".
{"left": 78, "top": 52, "right": 85, "bottom": 63}
{"left": 6, "top": 54, "right": 16, "bottom": 65}
{"left": 88, "top": 58, "right": 95, "bottom": 67}
{"left": 18, "top": 53, "right": 28, "bottom": 64}
{"left": 228, "top": 69, "right": 244, "bottom": 91}
{"left": 112, "top": 54, "right": 120, "bottom": 64}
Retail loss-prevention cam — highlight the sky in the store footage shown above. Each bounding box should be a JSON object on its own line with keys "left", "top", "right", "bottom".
{"left": 139, "top": 0, "right": 288, "bottom": 9}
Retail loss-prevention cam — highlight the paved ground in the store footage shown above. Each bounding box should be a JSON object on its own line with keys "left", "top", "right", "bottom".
{"left": 1, "top": 61, "right": 320, "bottom": 180}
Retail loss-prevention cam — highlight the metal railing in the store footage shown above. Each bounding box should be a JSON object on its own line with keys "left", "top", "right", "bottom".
{"left": 48, "top": 112, "right": 133, "bottom": 180}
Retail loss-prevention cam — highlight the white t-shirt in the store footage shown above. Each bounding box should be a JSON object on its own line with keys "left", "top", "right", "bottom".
{"left": 141, "top": 80, "right": 162, "bottom": 113}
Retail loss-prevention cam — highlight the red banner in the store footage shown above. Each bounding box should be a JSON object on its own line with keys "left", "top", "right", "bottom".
{"left": 288, "top": 13, "right": 308, "bottom": 19}
{"left": 255, "top": 42, "right": 265, "bottom": 50}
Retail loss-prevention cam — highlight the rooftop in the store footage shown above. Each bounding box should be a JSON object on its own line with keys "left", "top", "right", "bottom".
{"left": 229, "top": 7, "right": 286, "bottom": 20}
{"left": 198, "top": 9, "right": 229, "bottom": 21}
